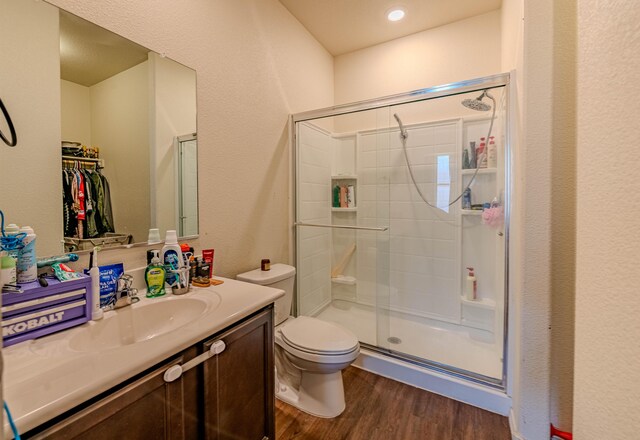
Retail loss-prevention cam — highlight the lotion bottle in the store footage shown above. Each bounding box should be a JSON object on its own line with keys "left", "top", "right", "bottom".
{"left": 90, "top": 247, "right": 103, "bottom": 320}
{"left": 465, "top": 267, "right": 477, "bottom": 300}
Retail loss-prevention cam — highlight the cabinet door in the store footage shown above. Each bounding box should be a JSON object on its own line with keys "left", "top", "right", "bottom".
{"left": 31, "top": 348, "right": 198, "bottom": 440}
{"left": 203, "top": 307, "right": 274, "bottom": 440}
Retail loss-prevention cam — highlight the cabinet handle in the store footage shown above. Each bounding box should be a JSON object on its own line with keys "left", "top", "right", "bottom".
{"left": 163, "top": 340, "right": 226, "bottom": 383}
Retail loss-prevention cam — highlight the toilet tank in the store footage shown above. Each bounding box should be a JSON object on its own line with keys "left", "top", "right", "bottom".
{"left": 236, "top": 264, "right": 296, "bottom": 325}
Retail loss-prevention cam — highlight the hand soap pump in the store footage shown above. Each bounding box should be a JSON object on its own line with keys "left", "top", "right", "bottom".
{"left": 465, "top": 267, "right": 477, "bottom": 301}
{"left": 145, "top": 250, "right": 166, "bottom": 298}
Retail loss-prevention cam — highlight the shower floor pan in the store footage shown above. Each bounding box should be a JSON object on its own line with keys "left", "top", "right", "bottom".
{"left": 315, "top": 299, "right": 502, "bottom": 380}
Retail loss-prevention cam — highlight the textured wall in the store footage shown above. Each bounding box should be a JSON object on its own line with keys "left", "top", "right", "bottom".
{"left": 334, "top": 10, "right": 501, "bottom": 105}
{"left": 574, "top": 0, "right": 640, "bottom": 437}
{"left": 49, "top": 0, "right": 334, "bottom": 275}
{"left": 0, "top": 0, "right": 63, "bottom": 256}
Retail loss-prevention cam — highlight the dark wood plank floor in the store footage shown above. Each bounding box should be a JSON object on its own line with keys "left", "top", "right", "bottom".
{"left": 276, "top": 367, "right": 511, "bottom": 440}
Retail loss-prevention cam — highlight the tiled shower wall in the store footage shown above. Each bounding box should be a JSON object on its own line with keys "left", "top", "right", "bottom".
{"left": 297, "top": 123, "right": 333, "bottom": 315}
{"left": 357, "top": 121, "right": 462, "bottom": 323}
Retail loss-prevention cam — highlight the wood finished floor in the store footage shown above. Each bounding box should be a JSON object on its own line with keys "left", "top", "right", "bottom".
{"left": 276, "top": 367, "right": 511, "bottom": 440}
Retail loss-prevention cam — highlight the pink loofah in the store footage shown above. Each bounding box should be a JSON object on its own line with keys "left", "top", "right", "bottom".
{"left": 482, "top": 206, "right": 504, "bottom": 228}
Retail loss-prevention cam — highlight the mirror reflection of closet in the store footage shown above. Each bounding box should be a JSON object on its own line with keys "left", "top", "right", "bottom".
{"left": 0, "top": 1, "right": 198, "bottom": 255}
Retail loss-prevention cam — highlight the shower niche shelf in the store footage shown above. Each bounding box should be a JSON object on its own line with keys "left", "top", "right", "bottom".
{"left": 461, "top": 297, "right": 496, "bottom": 310}
{"left": 331, "top": 175, "right": 357, "bottom": 211}
{"left": 461, "top": 209, "right": 483, "bottom": 216}
{"left": 460, "top": 168, "right": 496, "bottom": 175}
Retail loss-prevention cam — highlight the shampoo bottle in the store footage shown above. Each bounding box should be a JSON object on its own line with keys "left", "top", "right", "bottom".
{"left": 146, "top": 250, "right": 167, "bottom": 297}
{"left": 465, "top": 267, "right": 477, "bottom": 300}
{"left": 162, "top": 230, "right": 183, "bottom": 286}
{"left": 487, "top": 136, "right": 497, "bottom": 168}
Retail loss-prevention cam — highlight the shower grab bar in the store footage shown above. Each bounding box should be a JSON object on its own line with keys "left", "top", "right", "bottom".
{"left": 295, "top": 222, "right": 388, "bottom": 232}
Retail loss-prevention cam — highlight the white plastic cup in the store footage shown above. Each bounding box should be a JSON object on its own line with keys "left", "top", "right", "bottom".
{"left": 147, "top": 228, "right": 161, "bottom": 244}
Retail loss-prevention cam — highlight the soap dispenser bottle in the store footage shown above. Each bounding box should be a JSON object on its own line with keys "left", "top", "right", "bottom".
{"left": 145, "top": 250, "right": 166, "bottom": 298}
{"left": 465, "top": 267, "right": 477, "bottom": 300}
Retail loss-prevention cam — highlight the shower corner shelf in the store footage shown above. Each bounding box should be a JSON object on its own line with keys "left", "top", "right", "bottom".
{"left": 332, "top": 207, "right": 357, "bottom": 212}
{"left": 460, "top": 168, "right": 496, "bottom": 175}
{"left": 461, "top": 297, "right": 496, "bottom": 310}
{"left": 331, "top": 175, "right": 357, "bottom": 180}
{"left": 331, "top": 275, "right": 356, "bottom": 286}
{"left": 461, "top": 209, "right": 483, "bottom": 216}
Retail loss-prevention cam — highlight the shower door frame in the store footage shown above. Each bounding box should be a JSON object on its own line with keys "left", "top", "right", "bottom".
{"left": 290, "top": 72, "right": 512, "bottom": 390}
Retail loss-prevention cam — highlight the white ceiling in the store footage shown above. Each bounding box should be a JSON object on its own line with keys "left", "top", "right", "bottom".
{"left": 60, "top": 10, "right": 149, "bottom": 87}
{"left": 278, "top": 0, "right": 502, "bottom": 56}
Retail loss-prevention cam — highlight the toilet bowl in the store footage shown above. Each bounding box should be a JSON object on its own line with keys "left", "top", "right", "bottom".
{"left": 237, "top": 264, "right": 360, "bottom": 418}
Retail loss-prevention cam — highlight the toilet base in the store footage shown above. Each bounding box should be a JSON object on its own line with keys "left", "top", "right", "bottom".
{"left": 276, "top": 370, "right": 346, "bottom": 418}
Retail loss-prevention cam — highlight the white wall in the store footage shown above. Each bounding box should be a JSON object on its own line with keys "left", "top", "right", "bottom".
{"left": 46, "top": 0, "right": 334, "bottom": 276}
{"left": 574, "top": 1, "right": 640, "bottom": 437}
{"left": 90, "top": 61, "right": 150, "bottom": 243}
{"left": 334, "top": 10, "right": 501, "bottom": 105}
{"left": 149, "top": 52, "right": 197, "bottom": 236}
{"left": 60, "top": 80, "right": 91, "bottom": 146}
{"left": 0, "top": 0, "right": 62, "bottom": 256}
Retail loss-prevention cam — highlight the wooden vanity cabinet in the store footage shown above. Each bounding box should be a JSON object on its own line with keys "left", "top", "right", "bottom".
{"left": 27, "top": 306, "right": 274, "bottom": 440}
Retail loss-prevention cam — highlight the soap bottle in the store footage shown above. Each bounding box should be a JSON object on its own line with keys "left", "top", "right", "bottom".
{"left": 487, "top": 136, "right": 497, "bottom": 168}
{"left": 145, "top": 250, "right": 167, "bottom": 297}
{"left": 162, "top": 230, "right": 183, "bottom": 286}
{"left": 465, "top": 267, "right": 477, "bottom": 300}
{"left": 477, "top": 138, "right": 487, "bottom": 168}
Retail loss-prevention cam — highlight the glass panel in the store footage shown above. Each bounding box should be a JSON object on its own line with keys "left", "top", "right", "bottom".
{"left": 294, "top": 81, "right": 508, "bottom": 384}
{"left": 384, "top": 86, "right": 507, "bottom": 380}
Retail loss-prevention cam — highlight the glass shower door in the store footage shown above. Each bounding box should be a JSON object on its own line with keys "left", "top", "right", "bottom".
{"left": 294, "top": 107, "right": 391, "bottom": 349}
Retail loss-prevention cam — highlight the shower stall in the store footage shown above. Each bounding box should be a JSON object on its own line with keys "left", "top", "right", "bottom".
{"left": 292, "top": 73, "right": 511, "bottom": 390}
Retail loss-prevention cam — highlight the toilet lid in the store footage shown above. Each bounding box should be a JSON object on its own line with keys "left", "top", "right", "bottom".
{"left": 280, "top": 316, "right": 358, "bottom": 355}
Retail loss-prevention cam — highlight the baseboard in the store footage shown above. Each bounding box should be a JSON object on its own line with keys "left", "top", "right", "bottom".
{"left": 509, "top": 408, "right": 525, "bottom": 440}
{"left": 353, "top": 348, "right": 511, "bottom": 416}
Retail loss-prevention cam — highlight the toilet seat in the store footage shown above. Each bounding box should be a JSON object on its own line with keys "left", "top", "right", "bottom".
{"left": 277, "top": 316, "right": 359, "bottom": 364}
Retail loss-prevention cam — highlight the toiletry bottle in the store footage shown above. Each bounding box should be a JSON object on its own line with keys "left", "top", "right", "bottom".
{"left": 347, "top": 185, "right": 355, "bottom": 208}
{"left": 0, "top": 251, "right": 16, "bottom": 287}
{"left": 333, "top": 185, "right": 340, "bottom": 208}
{"left": 17, "top": 226, "right": 37, "bottom": 283}
{"left": 90, "top": 247, "right": 103, "bottom": 320}
{"left": 462, "top": 188, "right": 472, "bottom": 210}
{"left": 487, "top": 136, "right": 497, "bottom": 168}
{"left": 162, "top": 230, "right": 183, "bottom": 286}
{"left": 145, "top": 250, "right": 167, "bottom": 297}
{"left": 462, "top": 148, "right": 470, "bottom": 170}
{"left": 469, "top": 141, "right": 477, "bottom": 168}
{"left": 465, "top": 267, "right": 477, "bottom": 300}
{"left": 477, "top": 138, "right": 487, "bottom": 168}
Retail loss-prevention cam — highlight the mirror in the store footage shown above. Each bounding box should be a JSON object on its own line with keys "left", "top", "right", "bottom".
{"left": 0, "top": 1, "right": 198, "bottom": 256}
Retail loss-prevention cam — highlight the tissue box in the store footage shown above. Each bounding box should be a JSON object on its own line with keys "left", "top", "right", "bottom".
{"left": 2, "top": 275, "right": 92, "bottom": 347}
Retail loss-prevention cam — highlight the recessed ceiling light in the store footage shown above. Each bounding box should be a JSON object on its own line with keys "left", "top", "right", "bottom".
{"left": 387, "top": 8, "right": 406, "bottom": 22}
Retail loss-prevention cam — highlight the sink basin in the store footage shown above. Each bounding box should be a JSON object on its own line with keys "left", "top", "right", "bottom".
{"left": 68, "top": 296, "right": 216, "bottom": 352}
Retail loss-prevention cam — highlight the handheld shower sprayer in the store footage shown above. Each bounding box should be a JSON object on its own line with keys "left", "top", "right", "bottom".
{"left": 394, "top": 87, "right": 498, "bottom": 210}
{"left": 393, "top": 113, "right": 408, "bottom": 140}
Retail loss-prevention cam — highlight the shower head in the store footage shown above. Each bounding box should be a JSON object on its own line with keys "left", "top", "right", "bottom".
{"left": 393, "top": 113, "right": 408, "bottom": 140}
{"left": 461, "top": 90, "right": 493, "bottom": 112}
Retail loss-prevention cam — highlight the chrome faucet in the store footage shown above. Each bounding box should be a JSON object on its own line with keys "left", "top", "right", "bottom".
{"left": 113, "top": 274, "right": 139, "bottom": 309}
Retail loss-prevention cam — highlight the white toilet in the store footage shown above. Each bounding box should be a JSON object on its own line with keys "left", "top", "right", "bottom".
{"left": 237, "top": 263, "right": 360, "bottom": 418}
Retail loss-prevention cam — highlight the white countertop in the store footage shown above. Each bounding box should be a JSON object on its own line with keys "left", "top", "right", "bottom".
{"left": 2, "top": 277, "right": 284, "bottom": 438}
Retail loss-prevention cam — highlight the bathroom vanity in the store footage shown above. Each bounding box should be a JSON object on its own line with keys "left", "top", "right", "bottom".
{"left": 2, "top": 279, "right": 283, "bottom": 440}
